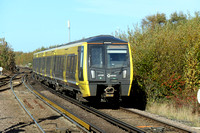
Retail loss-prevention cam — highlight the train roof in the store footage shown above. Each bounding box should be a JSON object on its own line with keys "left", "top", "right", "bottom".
{"left": 73, "top": 35, "right": 127, "bottom": 44}
{"left": 34, "top": 35, "right": 128, "bottom": 55}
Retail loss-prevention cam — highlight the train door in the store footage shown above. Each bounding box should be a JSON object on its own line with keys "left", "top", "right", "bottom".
{"left": 78, "top": 46, "right": 84, "bottom": 81}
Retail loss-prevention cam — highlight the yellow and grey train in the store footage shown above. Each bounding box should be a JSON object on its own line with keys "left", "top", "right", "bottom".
{"left": 32, "top": 35, "right": 133, "bottom": 103}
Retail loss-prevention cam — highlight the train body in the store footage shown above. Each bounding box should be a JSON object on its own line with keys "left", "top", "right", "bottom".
{"left": 33, "top": 35, "right": 133, "bottom": 103}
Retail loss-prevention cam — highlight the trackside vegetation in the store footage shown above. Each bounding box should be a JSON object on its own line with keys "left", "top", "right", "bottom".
{"left": 115, "top": 12, "right": 200, "bottom": 114}
{"left": 0, "top": 39, "right": 16, "bottom": 72}
{"left": 15, "top": 46, "right": 54, "bottom": 67}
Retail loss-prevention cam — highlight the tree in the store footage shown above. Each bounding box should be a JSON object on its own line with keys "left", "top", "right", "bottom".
{"left": 142, "top": 13, "right": 167, "bottom": 29}
{"left": 0, "top": 41, "right": 16, "bottom": 72}
{"left": 169, "top": 12, "right": 187, "bottom": 24}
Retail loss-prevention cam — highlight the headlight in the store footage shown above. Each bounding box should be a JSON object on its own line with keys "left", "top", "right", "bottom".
{"left": 123, "top": 70, "right": 127, "bottom": 78}
{"left": 91, "top": 70, "right": 95, "bottom": 79}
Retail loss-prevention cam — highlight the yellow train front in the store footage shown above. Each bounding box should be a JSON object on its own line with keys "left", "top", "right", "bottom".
{"left": 33, "top": 35, "right": 133, "bottom": 104}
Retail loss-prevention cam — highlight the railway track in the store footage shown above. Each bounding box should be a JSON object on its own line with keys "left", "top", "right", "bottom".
{"left": 0, "top": 75, "right": 11, "bottom": 81}
{"left": 0, "top": 74, "right": 22, "bottom": 91}
{"left": 10, "top": 73, "right": 44, "bottom": 132}
{"left": 1, "top": 68, "right": 197, "bottom": 133}
{"left": 9, "top": 73, "right": 88, "bottom": 133}
{"left": 98, "top": 107, "right": 198, "bottom": 133}
{"left": 28, "top": 73, "right": 200, "bottom": 133}
{"left": 28, "top": 74, "right": 145, "bottom": 133}
{"left": 119, "top": 108, "right": 199, "bottom": 133}
{"left": 0, "top": 76, "right": 11, "bottom": 87}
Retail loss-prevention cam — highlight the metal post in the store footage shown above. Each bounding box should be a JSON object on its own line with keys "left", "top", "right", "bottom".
{"left": 68, "top": 20, "right": 70, "bottom": 42}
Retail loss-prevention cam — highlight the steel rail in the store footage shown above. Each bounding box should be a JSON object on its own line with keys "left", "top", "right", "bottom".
{"left": 120, "top": 107, "right": 195, "bottom": 133}
{"left": 57, "top": 93, "right": 146, "bottom": 133}
{"left": 10, "top": 73, "right": 45, "bottom": 133}
{"left": 25, "top": 74, "right": 104, "bottom": 133}
{"left": 32, "top": 76, "right": 146, "bottom": 133}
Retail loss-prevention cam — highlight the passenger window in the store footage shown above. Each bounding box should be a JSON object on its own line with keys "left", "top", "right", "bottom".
{"left": 66, "top": 54, "right": 77, "bottom": 80}
{"left": 67, "top": 56, "right": 71, "bottom": 71}
{"left": 73, "top": 56, "right": 76, "bottom": 72}
{"left": 70, "top": 57, "right": 74, "bottom": 73}
{"left": 38, "top": 58, "right": 41, "bottom": 73}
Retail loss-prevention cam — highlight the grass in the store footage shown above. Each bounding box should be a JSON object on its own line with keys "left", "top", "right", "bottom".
{"left": 146, "top": 102, "right": 200, "bottom": 127}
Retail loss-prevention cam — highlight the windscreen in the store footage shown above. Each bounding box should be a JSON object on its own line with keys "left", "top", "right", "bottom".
{"left": 107, "top": 45, "right": 128, "bottom": 68}
{"left": 90, "top": 46, "right": 104, "bottom": 68}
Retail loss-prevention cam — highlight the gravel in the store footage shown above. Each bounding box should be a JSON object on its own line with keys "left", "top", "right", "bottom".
{"left": 0, "top": 76, "right": 81, "bottom": 133}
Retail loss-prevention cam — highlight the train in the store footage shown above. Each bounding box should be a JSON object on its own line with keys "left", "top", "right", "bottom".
{"left": 32, "top": 35, "right": 133, "bottom": 104}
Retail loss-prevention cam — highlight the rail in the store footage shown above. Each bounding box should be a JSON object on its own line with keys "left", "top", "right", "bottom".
{"left": 24, "top": 74, "right": 103, "bottom": 133}
{"left": 10, "top": 73, "right": 45, "bottom": 133}
{"left": 32, "top": 76, "right": 146, "bottom": 133}
{"left": 58, "top": 94, "right": 146, "bottom": 133}
{"left": 120, "top": 107, "right": 196, "bottom": 133}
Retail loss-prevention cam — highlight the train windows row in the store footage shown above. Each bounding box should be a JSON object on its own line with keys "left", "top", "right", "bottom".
{"left": 33, "top": 54, "right": 77, "bottom": 80}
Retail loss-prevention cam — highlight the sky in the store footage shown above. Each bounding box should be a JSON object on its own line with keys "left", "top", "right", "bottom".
{"left": 0, "top": 0, "right": 199, "bottom": 52}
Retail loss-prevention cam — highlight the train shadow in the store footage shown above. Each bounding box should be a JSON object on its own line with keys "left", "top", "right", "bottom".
{"left": 0, "top": 87, "right": 10, "bottom": 92}
{"left": 120, "top": 76, "right": 147, "bottom": 111}
{"left": 82, "top": 101, "right": 120, "bottom": 109}
{"left": 1, "top": 115, "right": 61, "bottom": 133}
{"left": 83, "top": 99, "right": 147, "bottom": 110}
{"left": 2, "top": 122, "right": 28, "bottom": 133}
{"left": 38, "top": 115, "right": 62, "bottom": 121}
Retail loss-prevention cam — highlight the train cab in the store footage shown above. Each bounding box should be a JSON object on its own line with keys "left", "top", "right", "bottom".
{"left": 84, "top": 36, "right": 133, "bottom": 103}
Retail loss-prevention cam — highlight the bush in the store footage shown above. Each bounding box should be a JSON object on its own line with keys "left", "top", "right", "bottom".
{"left": 115, "top": 12, "right": 200, "bottom": 109}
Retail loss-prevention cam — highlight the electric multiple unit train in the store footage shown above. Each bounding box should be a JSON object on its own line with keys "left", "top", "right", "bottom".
{"left": 32, "top": 35, "right": 133, "bottom": 103}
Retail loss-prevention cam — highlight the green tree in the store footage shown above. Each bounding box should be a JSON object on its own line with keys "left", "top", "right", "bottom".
{"left": 142, "top": 13, "right": 167, "bottom": 29}
{"left": 169, "top": 12, "right": 187, "bottom": 23}
{"left": 0, "top": 42, "right": 16, "bottom": 71}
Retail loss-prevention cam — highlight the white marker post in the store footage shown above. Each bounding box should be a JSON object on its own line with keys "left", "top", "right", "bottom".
{"left": 197, "top": 89, "right": 200, "bottom": 104}
{"left": 0, "top": 67, "right": 3, "bottom": 75}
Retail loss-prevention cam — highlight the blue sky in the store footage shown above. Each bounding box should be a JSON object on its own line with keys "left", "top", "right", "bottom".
{"left": 0, "top": 0, "right": 199, "bottom": 52}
